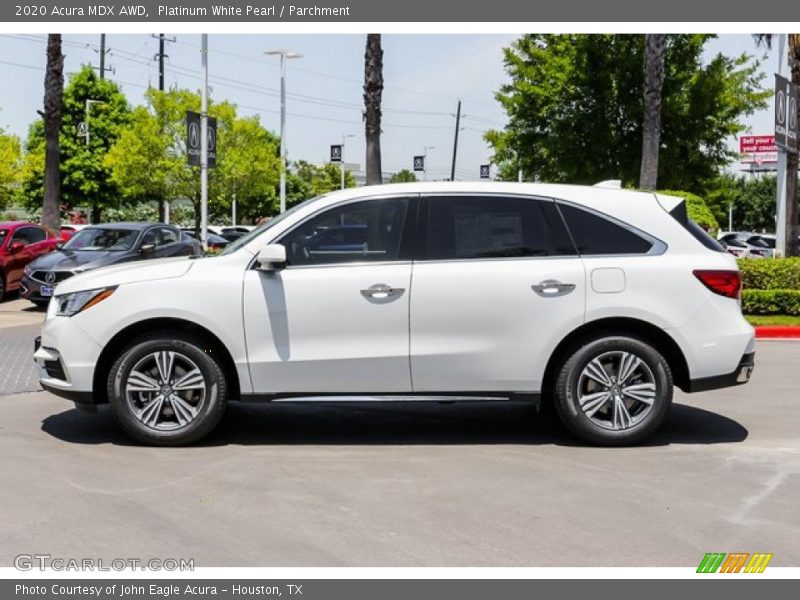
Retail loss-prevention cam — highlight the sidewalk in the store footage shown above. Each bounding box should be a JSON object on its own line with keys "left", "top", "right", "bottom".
{"left": 0, "top": 296, "right": 44, "bottom": 396}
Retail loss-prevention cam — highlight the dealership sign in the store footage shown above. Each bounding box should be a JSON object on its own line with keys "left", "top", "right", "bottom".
{"left": 186, "top": 111, "right": 217, "bottom": 167}
{"left": 739, "top": 134, "right": 778, "bottom": 164}
{"left": 774, "top": 74, "right": 799, "bottom": 153}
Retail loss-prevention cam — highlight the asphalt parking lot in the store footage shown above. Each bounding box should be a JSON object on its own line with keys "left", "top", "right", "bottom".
{"left": 0, "top": 296, "right": 798, "bottom": 567}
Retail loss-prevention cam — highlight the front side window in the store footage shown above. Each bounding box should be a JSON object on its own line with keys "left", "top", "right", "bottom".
{"left": 426, "top": 195, "right": 576, "bottom": 260}
{"left": 12, "top": 226, "right": 46, "bottom": 245}
{"left": 281, "top": 198, "right": 409, "bottom": 266}
{"left": 63, "top": 228, "right": 139, "bottom": 252}
{"left": 557, "top": 203, "right": 653, "bottom": 255}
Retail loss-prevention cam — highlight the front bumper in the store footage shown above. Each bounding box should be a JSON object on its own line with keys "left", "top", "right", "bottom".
{"left": 20, "top": 274, "right": 53, "bottom": 305}
{"left": 33, "top": 315, "right": 103, "bottom": 405}
{"left": 686, "top": 351, "right": 755, "bottom": 393}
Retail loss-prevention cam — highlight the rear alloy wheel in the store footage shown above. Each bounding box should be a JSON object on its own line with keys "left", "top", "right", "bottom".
{"left": 0, "top": 273, "right": 6, "bottom": 302}
{"left": 554, "top": 336, "right": 672, "bottom": 445}
{"left": 108, "top": 334, "right": 227, "bottom": 446}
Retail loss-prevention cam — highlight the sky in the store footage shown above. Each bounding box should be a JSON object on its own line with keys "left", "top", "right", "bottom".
{"left": 0, "top": 33, "right": 779, "bottom": 181}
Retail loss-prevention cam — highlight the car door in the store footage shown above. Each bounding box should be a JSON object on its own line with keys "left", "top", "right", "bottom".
{"left": 410, "top": 194, "right": 586, "bottom": 394}
{"left": 242, "top": 196, "right": 415, "bottom": 394}
{"left": 151, "top": 226, "right": 188, "bottom": 257}
{"left": 5, "top": 227, "right": 39, "bottom": 287}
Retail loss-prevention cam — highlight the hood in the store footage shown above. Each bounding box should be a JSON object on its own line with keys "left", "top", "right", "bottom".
{"left": 55, "top": 256, "right": 195, "bottom": 295}
{"left": 29, "top": 249, "right": 130, "bottom": 272}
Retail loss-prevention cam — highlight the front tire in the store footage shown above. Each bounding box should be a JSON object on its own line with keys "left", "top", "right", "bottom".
{"left": 554, "top": 335, "right": 672, "bottom": 446}
{"left": 107, "top": 333, "right": 228, "bottom": 446}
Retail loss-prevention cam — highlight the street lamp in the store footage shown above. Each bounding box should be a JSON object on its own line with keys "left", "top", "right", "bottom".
{"left": 423, "top": 145, "right": 436, "bottom": 181}
{"left": 340, "top": 134, "right": 355, "bottom": 189}
{"left": 265, "top": 49, "right": 303, "bottom": 213}
{"left": 83, "top": 99, "right": 103, "bottom": 146}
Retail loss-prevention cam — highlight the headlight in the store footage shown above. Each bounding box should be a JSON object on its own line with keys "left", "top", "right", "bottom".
{"left": 55, "top": 287, "right": 117, "bottom": 317}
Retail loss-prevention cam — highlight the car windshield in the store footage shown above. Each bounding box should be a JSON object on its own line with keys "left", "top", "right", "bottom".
{"left": 62, "top": 227, "right": 139, "bottom": 251}
{"left": 218, "top": 195, "right": 327, "bottom": 256}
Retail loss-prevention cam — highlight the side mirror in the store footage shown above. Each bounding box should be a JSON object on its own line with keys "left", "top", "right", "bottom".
{"left": 140, "top": 243, "right": 156, "bottom": 254}
{"left": 9, "top": 241, "right": 25, "bottom": 254}
{"left": 256, "top": 244, "right": 287, "bottom": 271}
{"left": 55, "top": 242, "right": 64, "bottom": 250}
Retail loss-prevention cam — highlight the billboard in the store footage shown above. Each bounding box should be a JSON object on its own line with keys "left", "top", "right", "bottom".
{"left": 739, "top": 134, "right": 777, "bottom": 165}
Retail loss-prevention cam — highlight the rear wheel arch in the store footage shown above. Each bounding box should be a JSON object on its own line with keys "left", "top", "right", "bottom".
{"left": 93, "top": 318, "right": 241, "bottom": 405}
{"left": 541, "top": 317, "right": 690, "bottom": 396}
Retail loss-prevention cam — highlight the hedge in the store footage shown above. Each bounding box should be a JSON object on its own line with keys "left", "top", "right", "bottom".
{"left": 741, "top": 289, "right": 800, "bottom": 316}
{"left": 737, "top": 257, "right": 800, "bottom": 290}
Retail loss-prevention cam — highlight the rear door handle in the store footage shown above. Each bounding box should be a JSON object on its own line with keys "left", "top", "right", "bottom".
{"left": 532, "top": 279, "right": 576, "bottom": 297}
{"left": 360, "top": 283, "right": 405, "bottom": 301}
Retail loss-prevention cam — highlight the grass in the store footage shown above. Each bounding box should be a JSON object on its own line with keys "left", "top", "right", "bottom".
{"left": 744, "top": 314, "right": 800, "bottom": 326}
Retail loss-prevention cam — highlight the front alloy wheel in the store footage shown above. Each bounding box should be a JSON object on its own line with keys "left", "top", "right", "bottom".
{"left": 108, "top": 334, "right": 227, "bottom": 445}
{"left": 126, "top": 351, "right": 207, "bottom": 431}
{"left": 554, "top": 336, "right": 673, "bottom": 445}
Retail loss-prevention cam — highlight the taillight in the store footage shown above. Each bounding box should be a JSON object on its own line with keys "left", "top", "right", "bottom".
{"left": 693, "top": 270, "right": 741, "bottom": 300}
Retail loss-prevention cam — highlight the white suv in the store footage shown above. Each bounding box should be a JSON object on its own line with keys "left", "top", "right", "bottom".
{"left": 33, "top": 183, "right": 755, "bottom": 446}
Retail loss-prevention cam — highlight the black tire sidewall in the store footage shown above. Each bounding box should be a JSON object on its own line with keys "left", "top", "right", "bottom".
{"left": 555, "top": 336, "right": 673, "bottom": 446}
{"left": 108, "top": 335, "right": 227, "bottom": 446}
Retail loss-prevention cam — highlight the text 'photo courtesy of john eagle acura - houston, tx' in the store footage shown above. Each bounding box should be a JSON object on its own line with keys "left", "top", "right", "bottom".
{"left": 33, "top": 182, "right": 755, "bottom": 446}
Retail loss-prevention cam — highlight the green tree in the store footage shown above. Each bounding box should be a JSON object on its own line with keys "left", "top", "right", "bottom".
{"left": 0, "top": 128, "right": 22, "bottom": 210}
{"left": 106, "top": 88, "right": 281, "bottom": 230}
{"left": 706, "top": 174, "right": 786, "bottom": 233}
{"left": 486, "top": 35, "right": 769, "bottom": 193}
{"left": 389, "top": 169, "right": 418, "bottom": 183}
{"left": 285, "top": 160, "right": 355, "bottom": 209}
{"left": 21, "top": 65, "right": 131, "bottom": 222}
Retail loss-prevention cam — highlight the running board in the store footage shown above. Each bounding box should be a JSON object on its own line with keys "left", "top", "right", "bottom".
{"left": 240, "top": 393, "right": 540, "bottom": 404}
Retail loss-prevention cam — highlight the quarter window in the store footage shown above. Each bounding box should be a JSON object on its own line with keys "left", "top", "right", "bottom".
{"left": 557, "top": 203, "right": 653, "bottom": 255}
{"left": 281, "top": 198, "right": 409, "bottom": 266}
{"left": 426, "top": 195, "right": 576, "bottom": 260}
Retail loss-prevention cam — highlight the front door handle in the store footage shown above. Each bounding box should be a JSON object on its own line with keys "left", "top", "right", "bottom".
{"left": 532, "top": 279, "right": 576, "bottom": 297}
{"left": 360, "top": 283, "right": 405, "bottom": 301}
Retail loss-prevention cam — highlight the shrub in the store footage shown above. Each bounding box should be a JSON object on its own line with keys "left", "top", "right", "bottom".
{"left": 738, "top": 257, "right": 800, "bottom": 290}
{"left": 658, "top": 189, "right": 719, "bottom": 235}
{"left": 741, "top": 289, "right": 800, "bottom": 315}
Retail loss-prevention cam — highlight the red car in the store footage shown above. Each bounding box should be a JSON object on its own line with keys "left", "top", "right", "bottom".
{"left": 0, "top": 221, "right": 60, "bottom": 302}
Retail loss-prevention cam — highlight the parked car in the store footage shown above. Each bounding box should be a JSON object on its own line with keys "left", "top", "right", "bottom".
{"left": 21, "top": 222, "right": 201, "bottom": 307}
{"left": 180, "top": 229, "right": 229, "bottom": 251}
{"left": 718, "top": 232, "right": 771, "bottom": 258}
{"left": 34, "top": 183, "right": 755, "bottom": 446}
{"left": 0, "top": 221, "right": 60, "bottom": 302}
{"left": 59, "top": 224, "right": 90, "bottom": 241}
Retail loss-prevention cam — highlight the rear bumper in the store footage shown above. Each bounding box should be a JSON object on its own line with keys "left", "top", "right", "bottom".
{"left": 686, "top": 351, "right": 755, "bottom": 393}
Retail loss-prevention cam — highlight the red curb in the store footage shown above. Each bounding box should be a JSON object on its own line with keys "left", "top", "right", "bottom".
{"left": 755, "top": 326, "right": 800, "bottom": 339}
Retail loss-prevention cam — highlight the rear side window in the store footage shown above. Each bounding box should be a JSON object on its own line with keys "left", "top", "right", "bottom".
{"left": 668, "top": 202, "right": 725, "bottom": 252}
{"left": 426, "top": 195, "right": 576, "bottom": 260}
{"left": 558, "top": 203, "right": 653, "bottom": 255}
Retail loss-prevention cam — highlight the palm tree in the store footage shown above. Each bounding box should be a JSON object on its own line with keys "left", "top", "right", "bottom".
{"left": 639, "top": 34, "right": 668, "bottom": 191}
{"left": 755, "top": 34, "right": 800, "bottom": 257}
{"left": 40, "top": 34, "right": 64, "bottom": 232}
{"left": 363, "top": 34, "right": 383, "bottom": 185}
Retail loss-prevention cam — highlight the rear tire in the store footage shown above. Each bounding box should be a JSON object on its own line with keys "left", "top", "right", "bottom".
{"left": 107, "top": 332, "right": 228, "bottom": 446}
{"left": 554, "top": 335, "right": 672, "bottom": 446}
{"left": 0, "top": 272, "right": 6, "bottom": 303}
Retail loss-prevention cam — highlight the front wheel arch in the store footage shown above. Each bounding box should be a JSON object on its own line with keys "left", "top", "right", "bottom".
{"left": 93, "top": 318, "right": 240, "bottom": 405}
{"left": 541, "top": 317, "right": 690, "bottom": 398}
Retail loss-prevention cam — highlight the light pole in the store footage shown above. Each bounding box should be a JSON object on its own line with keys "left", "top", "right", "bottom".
{"left": 341, "top": 134, "right": 355, "bottom": 189}
{"left": 423, "top": 145, "right": 436, "bottom": 181}
{"left": 265, "top": 49, "right": 303, "bottom": 213}
{"left": 83, "top": 99, "right": 102, "bottom": 146}
{"left": 200, "top": 33, "right": 209, "bottom": 250}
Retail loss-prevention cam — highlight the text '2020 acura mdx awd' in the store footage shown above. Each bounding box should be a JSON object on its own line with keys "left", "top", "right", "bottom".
{"left": 34, "top": 183, "right": 755, "bottom": 446}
